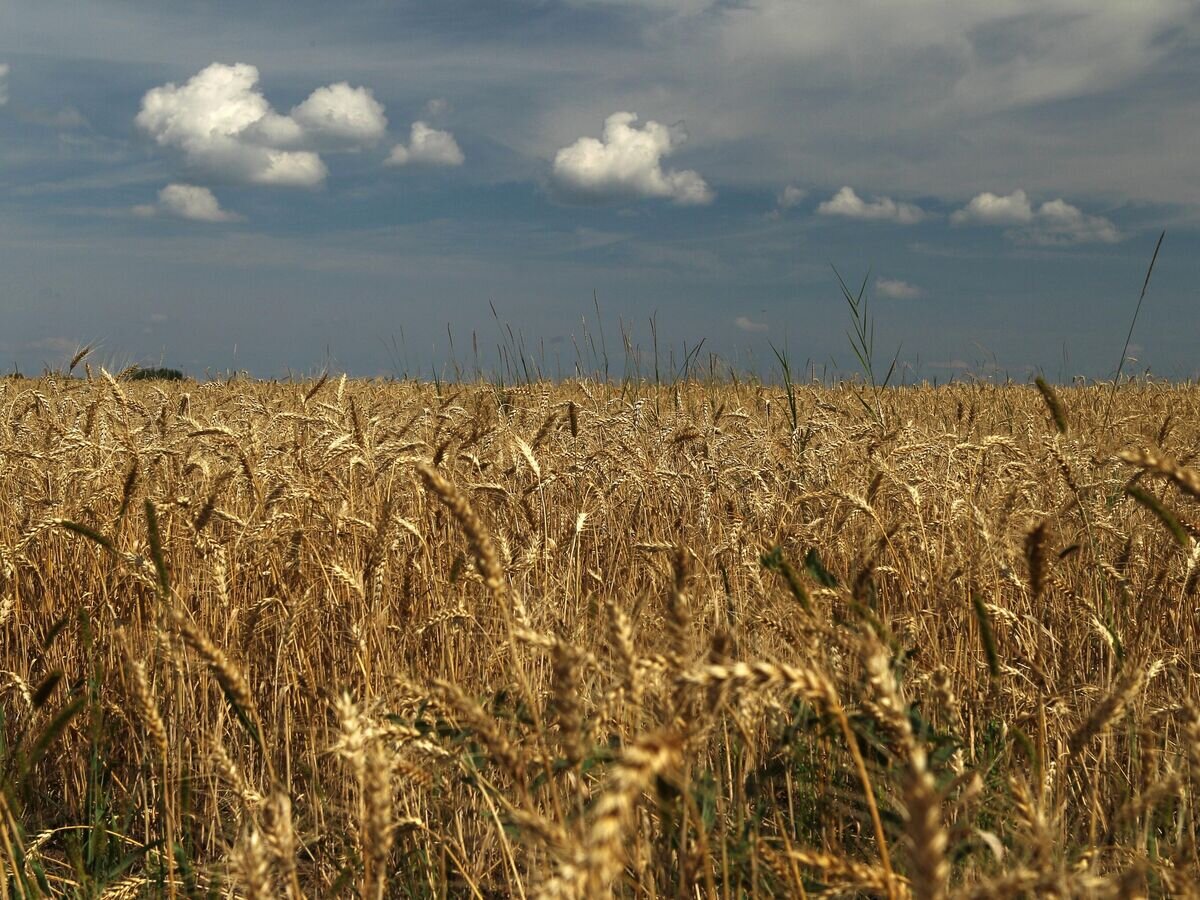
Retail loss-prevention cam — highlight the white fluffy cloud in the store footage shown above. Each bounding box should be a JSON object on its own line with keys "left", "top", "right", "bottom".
{"left": 1031, "top": 199, "right": 1122, "bottom": 245}
{"left": 551, "top": 112, "right": 713, "bottom": 205}
{"left": 817, "top": 186, "right": 925, "bottom": 224}
{"left": 951, "top": 189, "right": 1121, "bottom": 245}
{"left": 136, "top": 63, "right": 387, "bottom": 188}
{"left": 876, "top": 278, "right": 922, "bottom": 299}
{"left": 950, "top": 190, "right": 1034, "bottom": 226}
{"left": 291, "top": 83, "right": 387, "bottom": 145}
{"left": 133, "top": 183, "right": 241, "bottom": 222}
{"left": 0, "top": 63, "right": 9, "bottom": 106}
{"left": 386, "top": 122, "right": 464, "bottom": 166}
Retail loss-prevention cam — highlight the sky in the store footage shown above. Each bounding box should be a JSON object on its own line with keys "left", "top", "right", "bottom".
{"left": 1, "top": 0, "right": 1198, "bottom": 381}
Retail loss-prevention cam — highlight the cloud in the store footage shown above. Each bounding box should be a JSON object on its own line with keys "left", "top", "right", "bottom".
{"left": 386, "top": 122, "right": 464, "bottom": 167}
{"left": 23, "top": 106, "right": 88, "bottom": 129}
{"left": 0, "top": 63, "right": 8, "bottom": 106}
{"left": 817, "top": 186, "right": 925, "bottom": 224}
{"left": 950, "top": 190, "right": 1034, "bottom": 226}
{"left": 551, "top": 112, "right": 713, "bottom": 205}
{"left": 777, "top": 185, "right": 807, "bottom": 209}
{"left": 876, "top": 278, "right": 923, "bottom": 299}
{"left": 1025, "top": 199, "right": 1122, "bottom": 246}
{"left": 291, "top": 83, "right": 387, "bottom": 145}
{"left": 514, "top": 3, "right": 1200, "bottom": 208}
{"left": 951, "top": 189, "right": 1121, "bottom": 245}
{"left": 735, "top": 315, "right": 769, "bottom": 333}
{"left": 8, "top": 2, "right": 1199, "bottom": 208}
{"left": 136, "top": 63, "right": 388, "bottom": 188}
{"left": 27, "top": 336, "right": 80, "bottom": 356}
{"left": 133, "top": 183, "right": 242, "bottom": 222}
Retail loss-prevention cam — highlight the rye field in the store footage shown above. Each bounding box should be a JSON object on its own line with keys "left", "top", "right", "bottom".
{"left": 2, "top": 372, "right": 1200, "bottom": 898}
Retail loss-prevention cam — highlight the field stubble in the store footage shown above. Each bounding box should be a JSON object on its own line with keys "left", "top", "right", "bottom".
{"left": 1, "top": 374, "right": 1200, "bottom": 897}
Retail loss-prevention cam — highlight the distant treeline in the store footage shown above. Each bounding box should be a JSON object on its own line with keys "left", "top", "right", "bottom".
{"left": 126, "top": 367, "right": 185, "bottom": 381}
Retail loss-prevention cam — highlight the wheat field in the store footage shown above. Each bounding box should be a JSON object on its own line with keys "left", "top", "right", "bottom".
{"left": 1, "top": 371, "right": 1199, "bottom": 898}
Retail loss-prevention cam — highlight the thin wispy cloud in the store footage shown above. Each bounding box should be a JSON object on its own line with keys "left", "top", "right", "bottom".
{"left": 777, "top": 184, "right": 807, "bottom": 209}
{"left": 551, "top": 112, "right": 713, "bottom": 205}
{"left": 952, "top": 189, "right": 1121, "bottom": 245}
{"left": 817, "top": 187, "right": 925, "bottom": 224}
{"left": 132, "top": 183, "right": 242, "bottom": 223}
{"left": 0, "top": 63, "right": 9, "bottom": 106}
{"left": 734, "top": 315, "right": 769, "bottom": 333}
{"left": 876, "top": 278, "right": 922, "bottom": 299}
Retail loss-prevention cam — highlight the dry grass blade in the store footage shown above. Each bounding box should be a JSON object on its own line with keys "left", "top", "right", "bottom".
{"left": 1126, "top": 485, "right": 1189, "bottom": 547}
{"left": 678, "top": 660, "right": 838, "bottom": 711}
{"left": 1104, "top": 229, "right": 1165, "bottom": 425}
{"left": 760, "top": 545, "right": 814, "bottom": 614}
{"left": 417, "top": 462, "right": 508, "bottom": 603}
{"left": 5, "top": 374, "right": 1200, "bottom": 898}
{"left": 971, "top": 594, "right": 1001, "bottom": 680}
{"left": 168, "top": 608, "right": 263, "bottom": 752}
{"left": 122, "top": 650, "right": 168, "bottom": 764}
{"left": 56, "top": 519, "right": 115, "bottom": 555}
{"left": 1024, "top": 520, "right": 1047, "bottom": 599}
{"left": 1118, "top": 447, "right": 1200, "bottom": 500}
{"left": 665, "top": 546, "right": 693, "bottom": 666}
{"left": 144, "top": 499, "right": 169, "bottom": 594}
{"left": 1068, "top": 663, "right": 1147, "bottom": 758}
{"left": 1034, "top": 377, "right": 1068, "bottom": 435}
{"left": 68, "top": 343, "right": 95, "bottom": 374}
{"left": 233, "top": 826, "right": 273, "bottom": 900}
{"left": 760, "top": 842, "right": 906, "bottom": 895}
{"left": 539, "top": 731, "right": 682, "bottom": 899}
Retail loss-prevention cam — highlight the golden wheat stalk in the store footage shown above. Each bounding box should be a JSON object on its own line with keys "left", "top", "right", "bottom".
{"left": 539, "top": 730, "right": 682, "bottom": 899}
{"left": 1118, "top": 447, "right": 1200, "bottom": 500}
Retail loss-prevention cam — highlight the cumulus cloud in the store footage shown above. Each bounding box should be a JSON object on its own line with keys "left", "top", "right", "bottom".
{"left": 951, "top": 189, "right": 1121, "bottom": 245}
{"left": 1030, "top": 199, "right": 1122, "bottom": 245}
{"left": 291, "top": 83, "right": 387, "bottom": 145}
{"left": 386, "top": 121, "right": 464, "bottom": 166}
{"left": 950, "top": 190, "right": 1034, "bottom": 226}
{"left": 735, "top": 315, "right": 769, "bottom": 333}
{"left": 876, "top": 278, "right": 923, "bottom": 299}
{"left": 817, "top": 186, "right": 925, "bottom": 224}
{"left": 551, "top": 112, "right": 713, "bottom": 205}
{"left": 0, "top": 63, "right": 9, "bottom": 106}
{"left": 136, "top": 63, "right": 387, "bottom": 188}
{"left": 133, "top": 183, "right": 241, "bottom": 222}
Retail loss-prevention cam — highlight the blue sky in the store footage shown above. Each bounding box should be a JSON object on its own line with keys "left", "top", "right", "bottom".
{"left": 1, "top": 0, "right": 1198, "bottom": 380}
